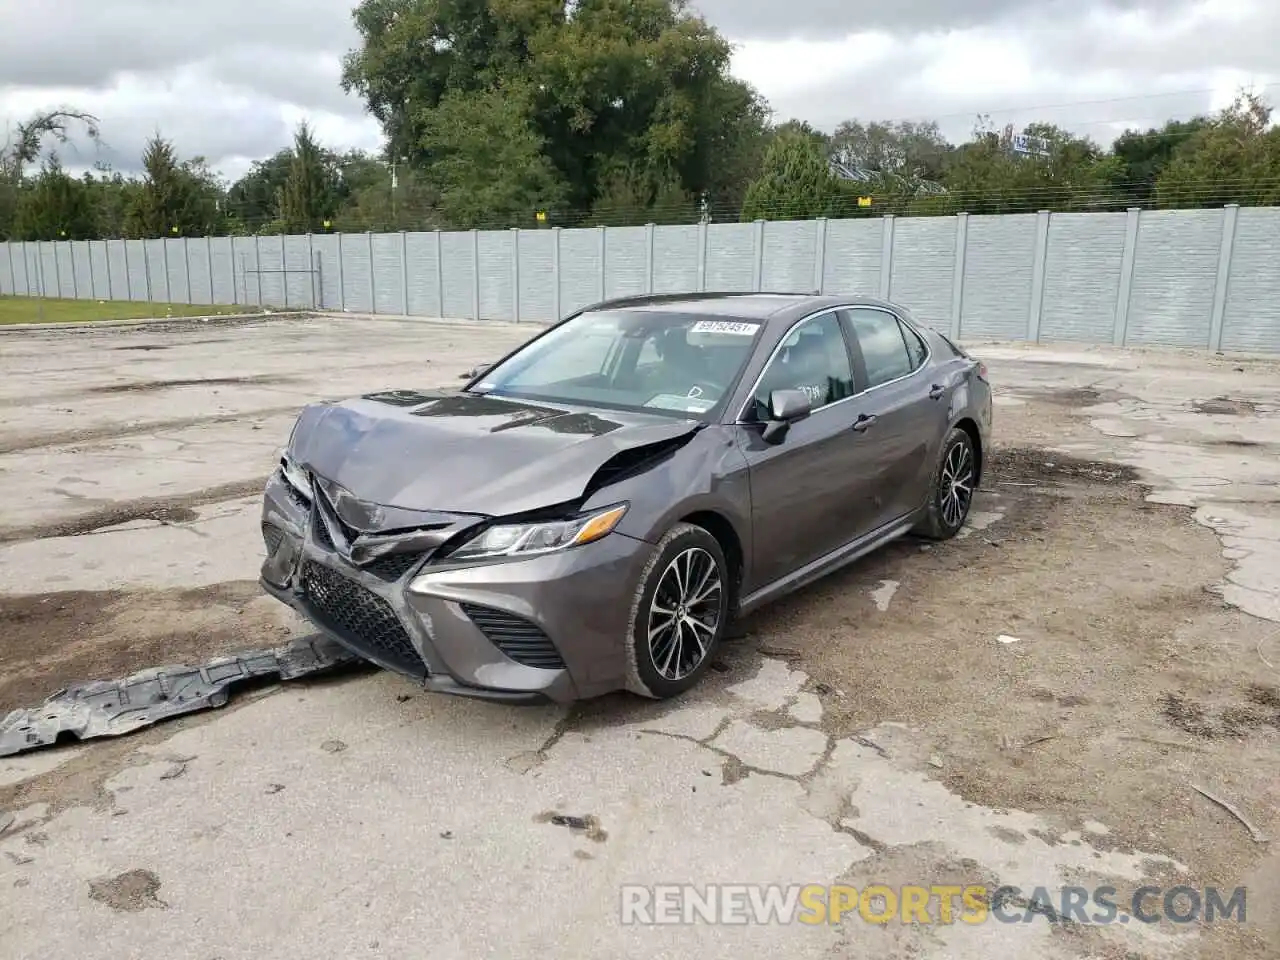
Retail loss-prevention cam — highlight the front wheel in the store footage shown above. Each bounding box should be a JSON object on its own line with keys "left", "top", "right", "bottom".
{"left": 914, "top": 427, "right": 977, "bottom": 540}
{"left": 624, "top": 523, "right": 730, "bottom": 699}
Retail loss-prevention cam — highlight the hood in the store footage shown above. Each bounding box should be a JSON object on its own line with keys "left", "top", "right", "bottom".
{"left": 288, "top": 389, "right": 700, "bottom": 516}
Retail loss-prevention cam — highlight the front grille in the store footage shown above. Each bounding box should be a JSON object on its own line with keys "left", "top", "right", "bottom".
{"left": 262, "top": 523, "right": 284, "bottom": 555}
{"left": 300, "top": 561, "right": 427, "bottom": 678}
{"left": 313, "top": 513, "right": 336, "bottom": 550}
{"left": 364, "top": 551, "right": 427, "bottom": 582}
{"left": 459, "top": 602, "right": 565, "bottom": 670}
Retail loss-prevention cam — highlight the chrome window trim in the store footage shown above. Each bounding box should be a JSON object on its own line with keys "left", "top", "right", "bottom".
{"left": 848, "top": 305, "right": 934, "bottom": 391}
{"left": 734, "top": 303, "right": 933, "bottom": 423}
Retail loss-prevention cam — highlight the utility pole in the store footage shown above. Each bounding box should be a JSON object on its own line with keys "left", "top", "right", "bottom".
{"left": 389, "top": 155, "right": 408, "bottom": 224}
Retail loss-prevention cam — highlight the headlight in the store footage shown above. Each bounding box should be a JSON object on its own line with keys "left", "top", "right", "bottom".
{"left": 443, "top": 503, "right": 628, "bottom": 562}
{"left": 278, "top": 449, "right": 311, "bottom": 501}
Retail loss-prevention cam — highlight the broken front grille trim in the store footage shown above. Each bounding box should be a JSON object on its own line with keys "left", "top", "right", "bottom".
{"left": 300, "top": 561, "right": 429, "bottom": 679}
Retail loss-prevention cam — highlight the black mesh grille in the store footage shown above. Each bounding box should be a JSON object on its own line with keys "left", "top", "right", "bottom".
{"left": 301, "top": 561, "right": 427, "bottom": 678}
{"left": 363, "top": 551, "right": 427, "bottom": 582}
{"left": 262, "top": 523, "right": 285, "bottom": 555}
{"left": 285, "top": 483, "right": 310, "bottom": 512}
{"left": 459, "top": 602, "right": 565, "bottom": 670}
{"left": 313, "top": 513, "right": 336, "bottom": 550}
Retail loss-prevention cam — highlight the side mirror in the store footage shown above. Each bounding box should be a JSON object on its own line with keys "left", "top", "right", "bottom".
{"left": 770, "top": 389, "right": 811, "bottom": 422}
{"left": 760, "top": 389, "right": 811, "bottom": 443}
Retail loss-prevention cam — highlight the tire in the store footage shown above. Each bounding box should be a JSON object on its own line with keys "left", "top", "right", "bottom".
{"left": 913, "top": 427, "right": 977, "bottom": 541}
{"left": 624, "top": 522, "right": 730, "bottom": 700}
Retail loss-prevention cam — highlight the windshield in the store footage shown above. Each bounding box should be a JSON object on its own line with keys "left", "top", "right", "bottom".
{"left": 470, "top": 309, "right": 765, "bottom": 418}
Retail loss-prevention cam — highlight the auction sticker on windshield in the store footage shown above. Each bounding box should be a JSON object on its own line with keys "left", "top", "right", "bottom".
{"left": 645, "top": 394, "right": 718, "bottom": 413}
{"left": 689, "top": 320, "right": 759, "bottom": 335}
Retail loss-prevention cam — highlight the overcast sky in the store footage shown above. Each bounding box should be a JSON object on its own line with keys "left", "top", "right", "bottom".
{"left": 0, "top": 0, "right": 1275, "bottom": 183}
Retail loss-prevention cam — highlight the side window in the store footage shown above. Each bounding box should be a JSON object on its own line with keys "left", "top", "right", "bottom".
{"left": 845, "top": 309, "right": 914, "bottom": 388}
{"left": 752, "top": 313, "right": 854, "bottom": 417}
{"left": 901, "top": 322, "right": 928, "bottom": 370}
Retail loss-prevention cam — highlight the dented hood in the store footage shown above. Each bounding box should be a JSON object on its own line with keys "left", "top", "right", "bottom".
{"left": 288, "top": 389, "right": 699, "bottom": 516}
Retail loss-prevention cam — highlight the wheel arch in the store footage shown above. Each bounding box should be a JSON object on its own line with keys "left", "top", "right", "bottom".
{"left": 952, "top": 416, "right": 984, "bottom": 487}
{"left": 679, "top": 509, "right": 745, "bottom": 614}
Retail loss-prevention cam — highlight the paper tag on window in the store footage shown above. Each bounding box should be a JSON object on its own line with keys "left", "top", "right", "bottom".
{"left": 689, "top": 320, "right": 759, "bottom": 336}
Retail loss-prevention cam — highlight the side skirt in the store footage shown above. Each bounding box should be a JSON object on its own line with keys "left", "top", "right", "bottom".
{"left": 736, "top": 514, "right": 918, "bottom": 617}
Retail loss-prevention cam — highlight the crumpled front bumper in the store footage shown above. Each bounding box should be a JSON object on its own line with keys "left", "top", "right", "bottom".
{"left": 258, "top": 471, "right": 651, "bottom": 704}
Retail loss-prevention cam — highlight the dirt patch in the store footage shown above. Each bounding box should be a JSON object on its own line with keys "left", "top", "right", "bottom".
{"left": 88, "top": 374, "right": 292, "bottom": 394}
{"left": 1205, "top": 438, "right": 1264, "bottom": 449}
{"left": 0, "top": 580, "right": 299, "bottom": 714}
{"left": 989, "top": 446, "right": 1141, "bottom": 485}
{"left": 0, "top": 478, "right": 267, "bottom": 544}
{"left": 534, "top": 811, "right": 609, "bottom": 842}
{"left": 731, "top": 426, "right": 1276, "bottom": 934}
{"left": 88, "top": 868, "right": 166, "bottom": 911}
{"left": 0, "top": 407, "right": 300, "bottom": 455}
{"left": 1035, "top": 387, "right": 1111, "bottom": 407}
{"left": 1193, "top": 396, "right": 1258, "bottom": 416}
{"left": 1160, "top": 688, "right": 1280, "bottom": 738}
{"left": 110, "top": 338, "right": 230, "bottom": 352}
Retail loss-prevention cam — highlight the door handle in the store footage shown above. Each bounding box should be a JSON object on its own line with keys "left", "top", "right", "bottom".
{"left": 851, "top": 414, "right": 876, "bottom": 433}
{"left": 928, "top": 384, "right": 946, "bottom": 400}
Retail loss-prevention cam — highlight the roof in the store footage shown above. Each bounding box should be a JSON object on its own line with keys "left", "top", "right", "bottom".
{"left": 591, "top": 292, "right": 822, "bottom": 320}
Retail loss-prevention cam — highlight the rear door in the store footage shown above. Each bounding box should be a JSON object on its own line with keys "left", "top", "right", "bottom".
{"left": 736, "top": 309, "right": 866, "bottom": 592}
{"left": 839, "top": 307, "right": 947, "bottom": 529}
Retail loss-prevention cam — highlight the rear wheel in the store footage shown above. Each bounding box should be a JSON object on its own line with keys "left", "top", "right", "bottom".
{"left": 914, "top": 427, "right": 977, "bottom": 541}
{"left": 624, "top": 523, "right": 729, "bottom": 699}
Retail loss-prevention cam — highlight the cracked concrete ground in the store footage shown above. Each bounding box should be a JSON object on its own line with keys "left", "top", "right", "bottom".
{"left": 1, "top": 318, "right": 1277, "bottom": 960}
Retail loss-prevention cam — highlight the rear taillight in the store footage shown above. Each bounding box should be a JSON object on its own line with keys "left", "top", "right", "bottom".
{"left": 976, "top": 362, "right": 988, "bottom": 380}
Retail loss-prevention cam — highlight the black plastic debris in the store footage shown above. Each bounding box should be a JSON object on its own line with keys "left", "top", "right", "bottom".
{"left": 0, "top": 635, "right": 360, "bottom": 758}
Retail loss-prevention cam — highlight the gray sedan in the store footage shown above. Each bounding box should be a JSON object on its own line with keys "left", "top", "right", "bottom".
{"left": 259, "top": 292, "right": 992, "bottom": 703}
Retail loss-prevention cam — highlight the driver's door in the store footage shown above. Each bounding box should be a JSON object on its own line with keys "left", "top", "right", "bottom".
{"left": 736, "top": 311, "right": 868, "bottom": 593}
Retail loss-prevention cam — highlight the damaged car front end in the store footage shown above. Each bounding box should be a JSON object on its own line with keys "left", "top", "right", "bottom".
{"left": 259, "top": 393, "right": 707, "bottom": 704}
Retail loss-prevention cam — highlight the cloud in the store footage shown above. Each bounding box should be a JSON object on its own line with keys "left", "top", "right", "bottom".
{"left": 0, "top": 0, "right": 1276, "bottom": 184}
{"left": 731, "top": 0, "right": 1279, "bottom": 142}
{"left": 0, "top": 0, "right": 377, "bottom": 181}
{"left": 689, "top": 0, "right": 1196, "bottom": 40}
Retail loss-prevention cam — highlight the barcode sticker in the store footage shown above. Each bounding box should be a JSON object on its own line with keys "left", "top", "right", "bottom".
{"left": 689, "top": 320, "right": 759, "bottom": 336}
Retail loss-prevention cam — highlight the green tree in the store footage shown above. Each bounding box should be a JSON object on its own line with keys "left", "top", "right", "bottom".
{"left": 280, "top": 122, "right": 340, "bottom": 233}
{"left": 342, "top": 0, "right": 768, "bottom": 224}
{"left": 226, "top": 149, "right": 294, "bottom": 232}
{"left": 0, "top": 109, "right": 99, "bottom": 240}
{"left": 768, "top": 120, "right": 830, "bottom": 152}
{"left": 334, "top": 163, "right": 440, "bottom": 231}
{"left": 829, "top": 119, "right": 951, "bottom": 188}
{"left": 126, "top": 136, "right": 222, "bottom": 237}
{"left": 1110, "top": 117, "right": 1212, "bottom": 205}
{"left": 1155, "top": 92, "right": 1280, "bottom": 209}
{"left": 939, "top": 118, "right": 1117, "bottom": 214}
{"left": 739, "top": 132, "right": 843, "bottom": 222}
{"left": 418, "top": 81, "right": 568, "bottom": 228}
{"left": 12, "top": 156, "right": 98, "bottom": 241}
